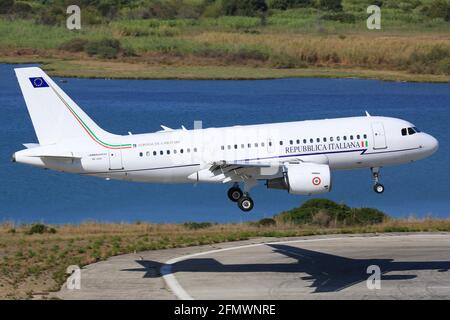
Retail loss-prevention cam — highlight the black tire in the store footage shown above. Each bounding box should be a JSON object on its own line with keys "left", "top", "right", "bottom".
{"left": 238, "top": 196, "right": 254, "bottom": 212}
{"left": 373, "top": 183, "right": 385, "bottom": 194}
{"left": 227, "top": 187, "right": 243, "bottom": 202}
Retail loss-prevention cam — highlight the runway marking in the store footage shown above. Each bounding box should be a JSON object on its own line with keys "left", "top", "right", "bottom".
{"left": 160, "top": 234, "right": 449, "bottom": 300}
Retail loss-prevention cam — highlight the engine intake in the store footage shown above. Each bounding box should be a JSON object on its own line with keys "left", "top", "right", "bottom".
{"left": 266, "top": 163, "right": 331, "bottom": 195}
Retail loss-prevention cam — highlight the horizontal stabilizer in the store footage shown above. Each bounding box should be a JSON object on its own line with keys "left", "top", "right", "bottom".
{"left": 30, "top": 152, "right": 81, "bottom": 160}
{"left": 23, "top": 143, "right": 40, "bottom": 149}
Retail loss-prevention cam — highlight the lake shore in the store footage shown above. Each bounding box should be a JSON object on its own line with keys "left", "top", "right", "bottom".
{"left": 2, "top": 55, "right": 450, "bottom": 83}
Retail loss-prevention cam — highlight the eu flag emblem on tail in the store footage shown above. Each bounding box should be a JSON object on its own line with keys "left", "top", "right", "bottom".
{"left": 29, "top": 77, "right": 49, "bottom": 88}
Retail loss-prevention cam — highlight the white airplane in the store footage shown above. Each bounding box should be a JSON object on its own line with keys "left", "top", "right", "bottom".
{"left": 12, "top": 67, "right": 438, "bottom": 212}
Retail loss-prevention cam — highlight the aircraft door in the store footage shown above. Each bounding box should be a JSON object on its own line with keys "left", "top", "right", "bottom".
{"left": 108, "top": 150, "right": 123, "bottom": 170}
{"left": 371, "top": 122, "right": 387, "bottom": 149}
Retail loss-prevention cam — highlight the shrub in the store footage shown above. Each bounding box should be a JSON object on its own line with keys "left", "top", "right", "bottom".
{"left": 183, "top": 222, "right": 213, "bottom": 230}
{"left": 420, "top": 0, "right": 450, "bottom": 20}
{"left": 318, "top": 0, "right": 343, "bottom": 11}
{"left": 0, "top": 0, "right": 14, "bottom": 14}
{"left": 36, "top": 7, "right": 65, "bottom": 26}
{"left": 59, "top": 38, "right": 89, "bottom": 52}
{"left": 321, "top": 12, "right": 356, "bottom": 23}
{"left": 11, "top": 1, "right": 33, "bottom": 18}
{"left": 257, "top": 218, "right": 277, "bottom": 227}
{"left": 438, "top": 58, "right": 450, "bottom": 75}
{"left": 85, "top": 38, "right": 121, "bottom": 59}
{"left": 270, "top": 53, "right": 306, "bottom": 68}
{"left": 407, "top": 45, "right": 450, "bottom": 75}
{"left": 222, "top": 0, "right": 268, "bottom": 16}
{"left": 275, "top": 198, "right": 388, "bottom": 226}
{"left": 26, "top": 223, "right": 56, "bottom": 235}
{"left": 268, "top": 0, "right": 312, "bottom": 10}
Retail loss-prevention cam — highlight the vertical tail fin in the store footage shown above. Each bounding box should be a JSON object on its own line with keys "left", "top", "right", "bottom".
{"left": 15, "top": 67, "right": 127, "bottom": 148}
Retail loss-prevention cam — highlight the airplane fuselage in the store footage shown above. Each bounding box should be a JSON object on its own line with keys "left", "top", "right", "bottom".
{"left": 14, "top": 115, "right": 438, "bottom": 183}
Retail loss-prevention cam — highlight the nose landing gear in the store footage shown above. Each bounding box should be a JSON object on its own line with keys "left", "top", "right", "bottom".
{"left": 371, "top": 167, "right": 385, "bottom": 194}
{"left": 227, "top": 182, "right": 255, "bottom": 212}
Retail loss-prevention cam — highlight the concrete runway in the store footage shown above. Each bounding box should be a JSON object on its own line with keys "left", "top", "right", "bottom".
{"left": 56, "top": 233, "right": 450, "bottom": 300}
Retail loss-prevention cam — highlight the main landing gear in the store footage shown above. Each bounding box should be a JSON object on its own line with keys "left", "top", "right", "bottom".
{"left": 371, "top": 167, "right": 385, "bottom": 194}
{"left": 227, "top": 183, "right": 254, "bottom": 212}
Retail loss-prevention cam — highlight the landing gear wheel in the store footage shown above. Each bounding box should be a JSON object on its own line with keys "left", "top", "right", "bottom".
{"left": 227, "top": 187, "right": 243, "bottom": 202}
{"left": 373, "top": 183, "right": 385, "bottom": 194}
{"left": 238, "top": 196, "right": 254, "bottom": 212}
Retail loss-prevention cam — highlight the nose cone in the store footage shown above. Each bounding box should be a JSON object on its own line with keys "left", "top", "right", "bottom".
{"left": 422, "top": 133, "right": 439, "bottom": 157}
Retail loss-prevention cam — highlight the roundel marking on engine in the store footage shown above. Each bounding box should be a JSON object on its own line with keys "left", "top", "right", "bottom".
{"left": 312, "top": 176, "right": 321, "bottom": 186}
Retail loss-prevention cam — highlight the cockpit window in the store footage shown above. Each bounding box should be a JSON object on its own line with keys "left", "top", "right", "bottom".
{"left": 402, "top": 127, "right": 420, "bottom": 136}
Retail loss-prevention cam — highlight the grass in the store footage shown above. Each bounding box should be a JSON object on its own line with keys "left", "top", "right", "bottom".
{"left": 1, "top": 7, "right": 450, "bottom": 82}
{"left": 1, "top": 218, "right": 450, "bottom": 299}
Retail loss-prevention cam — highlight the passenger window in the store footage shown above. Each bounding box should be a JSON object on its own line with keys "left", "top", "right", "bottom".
{"left": 146, "top": 151, "right": 150, "bottom": 156}
{"left": 187, "top": 148, "right": 190, "bottom": 153}
{"left": 160, "top": 150, "right": 163, "bottom": 155}
{"left": 401, "top": 128, "right": 407, "bottom": 136}
{"left": 330, "top": 137, "right": 334, "bottom": 142}
{"left": 303, "top": 139, "right": 307, "bottom": 144}
{"left": 363, "top": 134, "right": 367, "bottom": 139}
{"left": 241, "top": 144, "right": 245, "bottom": 148}
{"left": 139, "top": 152, "right": 143, "bottom": 157}
{"left": 343, "top": 136, "right": 347, "bottom": 141}
{"left": 296, "top": 139, "right": 300, "bottom": 144}
{"left": 337, "top": 136, "right": 340, "bottom": 141}
{"left": 227, "top": 145, "right": 231, "bottom": 150}
{"left": 309, "top": 138, "right": 313, "bottom": 143}
{"left": 255, "top": 143, "right": 259, "bottom": 147}
{"left": 316, "top": 138, "right": 320, "bottom": 143}
{"left": 248, "top": 143, "right": 252, "bottom": 148}
{"left": 173, "top": 150, "right": 177, "bottom": 154}
{"left": 180, "top": 149, "right": 183, "bottom": 154}
{"left": 221, "top": 146, "right": 224, "bottom": 150}
{"left": 153, "top": 151, "right": 157, "bottom": 156}
{"left": 279, "top": 141, "right": 283, "bottom": 146}
{"left": 268, "top": 141, "right": 272, "bottom": 146}
{"left": 167, "top": 150, "right": 170, "bottom": 155}
{"left": 290, "top": 140, "right": 293, "bottom": 145}
{"left": 194, "top": 148, "right": 198, "bottom": 152}
{"left": 261, "top": 142, "right": 265, "bottom": 147}
{"left": 350, "top": 135, "right": 353, "bottom": 140}
{"left": 323, "top": 137, "right": 327, "bottom": 142}
{"left": 234, "top": 144, "right": 238, "bottom": 149}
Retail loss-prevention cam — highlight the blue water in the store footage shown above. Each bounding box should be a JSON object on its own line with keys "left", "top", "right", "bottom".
{"left": 1, "top": 64, "right": 449, "bottom": 223}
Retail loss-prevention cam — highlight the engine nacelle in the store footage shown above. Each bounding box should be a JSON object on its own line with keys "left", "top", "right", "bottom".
{"left": 267, "top": 163, "right": 331, "bottom": 195}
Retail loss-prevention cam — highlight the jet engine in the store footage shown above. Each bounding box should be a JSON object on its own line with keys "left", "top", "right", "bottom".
{"left": 266, "top": 163, "right": 331, "bottom": 195}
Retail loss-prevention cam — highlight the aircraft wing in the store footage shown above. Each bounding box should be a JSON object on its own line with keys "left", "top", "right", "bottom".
{"left": 188, "top": 160, "right": 282, "bottom": 183}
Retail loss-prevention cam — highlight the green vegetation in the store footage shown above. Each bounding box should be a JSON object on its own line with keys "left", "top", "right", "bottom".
{"left": 25, "top": 224, "right": 57, "bottom": 235}
{"left": 276, "top": 198, "right": 387, "bottom": 226}
{"left": 0, "top": 0, "right": 449, "bottom": 81}
{"left": 1, "top": 199, "right": 450, "bottom": 299}
{"left": 183, "top": 221, "right": 214, "bottom": 229}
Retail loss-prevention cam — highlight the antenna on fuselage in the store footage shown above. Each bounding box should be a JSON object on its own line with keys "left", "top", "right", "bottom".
{"left": 365, "top": 111, "right": 371, "bottom": 117}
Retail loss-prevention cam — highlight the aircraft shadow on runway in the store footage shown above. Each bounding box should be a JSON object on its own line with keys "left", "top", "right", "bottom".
{"left": 121, "top": 244, "right": 450, "bottom": 293}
